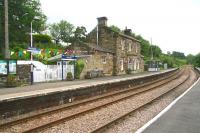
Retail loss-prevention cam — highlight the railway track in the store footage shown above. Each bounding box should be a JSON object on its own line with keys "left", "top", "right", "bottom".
{"left": 92, "top": 68, "right": 195, "bottom": 133}
{"left": 0, "top": 69, "right": 184, "bottom": 133}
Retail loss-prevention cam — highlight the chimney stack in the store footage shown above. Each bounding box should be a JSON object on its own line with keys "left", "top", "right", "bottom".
{"left": 97, "top": 17, "right": 108, "bottom": 27}
{"left": 124, "top": 28, "right": 132, "bottom": 35}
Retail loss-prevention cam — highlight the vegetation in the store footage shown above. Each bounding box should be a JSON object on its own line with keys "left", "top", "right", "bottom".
{"left": 6, "top": 74, "right": 18, "bottom": 87}
{"left": 172, "top": 51, "right": 186, "bottom": 59}
{"left": 0, "top": 0, "right": 47, "bottom": 49}
{"left": 195, "top": 53, "right": 200, "bottom": 67}
{"left": 109, "top": 25, "right": 121, "bottom": 32}
{"left": 49, "top": 20, "right": 74, "bottom": 44}
{"left": 187, "top": 53, "right": 200, "bottom": 67}
{"left": 66, "top": 72, "right": 73, "bottom": 81}
{"left": 33, "top": 34, "right": 52, "bottom": 44}
{"left": 126, "top": 69, "right": 132, "bottom": 74}
{"left": 73, "top": 26, "right": 87, "bottom": 42}
{"left": 0, "top": 0, "right": 198, "bottom": 68}
{"left": 75, "top": 59, "right": 85, "bottom": 79}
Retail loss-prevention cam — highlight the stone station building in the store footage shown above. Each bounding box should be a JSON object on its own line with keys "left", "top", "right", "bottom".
{"left": 73, "top": 17, "right": 144, "bottom": 79}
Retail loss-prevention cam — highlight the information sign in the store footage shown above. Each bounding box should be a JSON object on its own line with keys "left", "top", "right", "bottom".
{"left": 0, "top": 60, "right": 8, "bottom": 75}
{"left": 9, "top": 60, "right": 17, "bottom": 74}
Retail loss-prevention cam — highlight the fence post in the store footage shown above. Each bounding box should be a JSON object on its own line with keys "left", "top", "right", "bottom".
{"left": 30, "top": 64, "right": 33, "bottom": 85}
{"left": 62, "top": 60, "right": 64, "bottom": 80}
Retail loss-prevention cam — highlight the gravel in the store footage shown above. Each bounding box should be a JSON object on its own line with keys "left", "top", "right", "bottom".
{"left": 103, "top": 69, "right": 197, "bottom": 133}
{"left": 0, "top": 70, "right": 179, "bottom": 133}
{"left": 1, "top": 68, "right": 195, "bottom": 133}
{"left": 42, "top": 69, "right": 190, "bottom": 133}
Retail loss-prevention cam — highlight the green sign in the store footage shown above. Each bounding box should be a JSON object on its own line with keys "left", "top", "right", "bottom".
{"left": 0, "top": 60, "right": 8, "bottom": 75}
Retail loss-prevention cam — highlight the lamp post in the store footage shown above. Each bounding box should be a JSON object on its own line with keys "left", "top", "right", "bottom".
{"left": 30, "top": 16, "right": 39, "bottom": 61}
{"left": 19, "top": 13, "right": 39, "bottom": 61}
{"left": 30, "top": 21, "right": 33, "bottom": 61}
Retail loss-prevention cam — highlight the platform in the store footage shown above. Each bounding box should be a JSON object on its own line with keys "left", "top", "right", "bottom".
{"left": 0, "top": 69, "right": 175, "bottom": 102}
{"left": 141, "top": 78, "right": 200, "bottom": 133}
{"left": 0, "top": 69, "right": 178, "bottom": 122}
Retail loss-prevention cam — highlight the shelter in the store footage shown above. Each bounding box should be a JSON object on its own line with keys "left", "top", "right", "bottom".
{"left": 147, "top": 60, "right": 160, "bottom": 72}
{"left": 47, "top": 54, "right": 91, "bottom": 80}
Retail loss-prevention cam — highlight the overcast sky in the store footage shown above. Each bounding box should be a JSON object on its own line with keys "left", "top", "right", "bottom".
{"left": 40, "top": 0, "right": 200, "bottom": 55}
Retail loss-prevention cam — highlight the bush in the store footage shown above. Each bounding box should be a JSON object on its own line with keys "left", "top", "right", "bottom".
{"left": 126, "top": 68, "right": 132, "bottom": 74}
{"left": 66, "top": 72, "right": 73, "bottom": 81}
{"left": 6, "top": 74, "right": 18, "bottom": 87}
{"left": 33, "top": 34, "right": 52, "bottom": 44}
{"left": 75, "top": 60, "right": 85, "bottom": 79}
{"left": 0, "top": 53, "right": 3, "bottom": 59}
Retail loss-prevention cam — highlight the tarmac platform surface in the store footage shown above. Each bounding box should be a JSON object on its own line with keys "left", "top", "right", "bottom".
{"left": 142, "top": 78, "right": 200, "bottom": 133}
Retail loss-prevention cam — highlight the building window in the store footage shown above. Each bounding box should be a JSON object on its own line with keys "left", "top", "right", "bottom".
{"left": 102, "top": 56, "right": 106, "bottom": 64}
{"left": 120, "top": 59, "right": 124, "bottom": 71}
{"left": 128, "top": 58, "right": 133, "bottom": 70}
{"left": 137, "top": 61, "right": 140, "bottom": 70}
{"left": 121, "top": 40, "right": 125, "bottom": 50}
{"left": 135, "top": 43, "right": 138, "bottom": 53}
{"left": 133, "top": 59, "right": 137, "bottom": 70}
{"left": 128, "top": 43, "right": 132, "bottom": 51}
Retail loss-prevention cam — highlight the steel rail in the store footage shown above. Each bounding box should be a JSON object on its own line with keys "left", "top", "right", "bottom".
{"left": 91, "top": 70, "right": 191, "bottom": 133}
{"left": 0, "top": 69, "right": 179, "bottom": 128}
{"left": 21, "top": 70, "right": 184, "bottom": 133}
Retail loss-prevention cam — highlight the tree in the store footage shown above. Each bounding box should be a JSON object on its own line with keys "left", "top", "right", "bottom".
{"left": 109, "top": 25, "right": 121, "bottom": 32}
{"left": 33, "top": 34, "right": 52, "bottom": 44}
{"left": 135, "top": 35, "right": 151, "bottom": 58}
{"left": 49, "top": 20, "right": 74, "bottom": 44}
{"left": 186, "top": 54, "right": 195, "bottom": 65}
{"left": 152, "top": 45, "right": 162, "bottom": 58}
{"left": 172, "top": 51, "right": 186, "bottom": 59}
{"left": 49, "top": 23, "right": 60, "bottom": 44}
{"left": 0, "top": 0, "right": 47, "bottom": 45}
{"left": 73, "top": 26, "right": 87, "bottom": 42}
{"left": 194, "top": 53, "right": 200, "bottom": 67}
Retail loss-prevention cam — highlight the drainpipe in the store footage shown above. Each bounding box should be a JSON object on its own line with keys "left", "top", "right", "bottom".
{"left": 97, "top": 25, "right": 98, "bottom": 46}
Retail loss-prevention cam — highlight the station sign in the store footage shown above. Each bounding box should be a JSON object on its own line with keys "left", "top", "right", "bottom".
{"left": 61, "top": 55, "right": 79, "bottom": 60}
{"left": 27, "top": 47, "right": 41, "bottom": 54}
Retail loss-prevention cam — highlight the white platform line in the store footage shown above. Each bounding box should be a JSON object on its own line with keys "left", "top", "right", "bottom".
{"left": 136, "top": 77, "right": 200, "bottom": 133}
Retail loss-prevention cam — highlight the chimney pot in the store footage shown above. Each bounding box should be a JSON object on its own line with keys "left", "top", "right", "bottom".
{"left": 97, "top": 17, "right": 108, "bottom": 27}
{"left": 124, "top": 28, "right": 132, "bottom": 35}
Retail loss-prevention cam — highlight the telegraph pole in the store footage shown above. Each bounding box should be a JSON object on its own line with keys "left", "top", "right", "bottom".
{"left": 4, "top": 0, "right": 10, "bottom": 59}
{"left": 150, "top": 38, "right": 153, "bottom": 60}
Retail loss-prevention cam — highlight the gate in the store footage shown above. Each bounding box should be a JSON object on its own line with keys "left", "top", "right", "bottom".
{"left": 45, "top": 65, "right": 74, "bottom": 81}
{"left": 33, "top": 64, "right": 74, "bottom": 82}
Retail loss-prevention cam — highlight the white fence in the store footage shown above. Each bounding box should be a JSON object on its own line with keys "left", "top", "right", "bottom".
{"left": 33, "top": 65, "right": 74, "bottom": 82}
{"left": 17, "top": 60, "right": 74, "bottom": 83}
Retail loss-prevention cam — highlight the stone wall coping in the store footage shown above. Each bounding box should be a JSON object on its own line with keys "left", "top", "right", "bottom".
{"left": 0, "top": 68, "right": 177, "bottom": 102}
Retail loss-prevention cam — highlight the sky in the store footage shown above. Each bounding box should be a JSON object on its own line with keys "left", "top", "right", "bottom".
{"left": 40, "top": 0, "right": 200, "bottom": 55}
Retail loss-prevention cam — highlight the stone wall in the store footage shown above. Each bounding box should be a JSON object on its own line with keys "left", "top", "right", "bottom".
{"left": 114, "top": 35, "right": 144, "bottom": 75}
{"left": 80, "top": 51, "right": 114, "bottom": 79}
{"left": 17, "top": 65, "right": 31, "bottom": 85}
{"left": 87, "top": 22, "right": 144, "bottom": 75}
{"left": 87, "top": 26, "right": 117, "bottom": 52}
